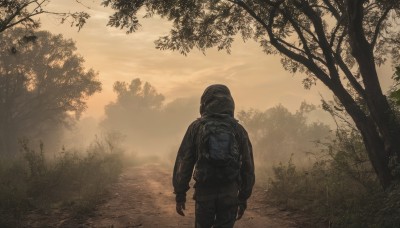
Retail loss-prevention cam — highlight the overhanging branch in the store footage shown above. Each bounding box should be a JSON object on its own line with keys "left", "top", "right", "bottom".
{"left": 371, "top": 3, "right": 393, "bottom": 49}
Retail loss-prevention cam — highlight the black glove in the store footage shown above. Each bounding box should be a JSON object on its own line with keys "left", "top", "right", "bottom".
{"left": 236, "top": 200, "right": 247, "bottom": 220}
{"left": 176, "top": 201, "right": 186, "bottom": 216}
{"left": 175, "top": 193, "right": 186, "bottom": 216}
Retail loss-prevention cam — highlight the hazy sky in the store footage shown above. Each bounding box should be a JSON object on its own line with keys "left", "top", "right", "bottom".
{"left": 39, "top": 0, "right": 395, "bottom": 121}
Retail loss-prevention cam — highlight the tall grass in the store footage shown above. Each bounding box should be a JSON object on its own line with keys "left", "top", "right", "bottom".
{"left": 266, "top": 128, "right": 400, "bottom": 227}
{"left": 0, "top": 135, "right": 125, "bottom": 227}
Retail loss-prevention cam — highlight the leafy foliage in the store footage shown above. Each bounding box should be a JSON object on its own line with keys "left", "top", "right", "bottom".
{"left": 0, "top": 28, "right": 101, "bottom": 154}
{"left": 102, "top": 78, "right": 198, "bottom": 154}
{"left": 111, "top": 78, "right": 165, "bottom": 111}
{"left": 390, "top": 66, "right": 400, "bottom": 106}
{"left": 0, "top": 0, "right": 90, "bottom": 33}
{"left": 102, "top": 0, "right": 400, "bottom": 84}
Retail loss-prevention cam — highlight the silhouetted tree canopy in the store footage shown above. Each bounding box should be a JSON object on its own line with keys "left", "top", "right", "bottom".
{"left": 103, "top": 0, "right": 400, "bottom": 189}
{"left": 238, "top": 103, "right": 331, "bottom": 166}
{"left": 0, "top": 0, "right": 90, "bottom": 33}
{"left": 0, "top": 28, "right": 101, "bottom": 154}
{"left": 102, "top": 78, "right": 198, "bottom": 154}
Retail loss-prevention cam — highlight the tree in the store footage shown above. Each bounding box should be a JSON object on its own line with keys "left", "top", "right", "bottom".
{"left": 102, "top": 78, "right": 198, "bottom": 154}
{"left": 103, "top": 0, "right": 400, "bottom": 189}
{"left": 238, "top": 103, "right": 331, "bottom": 168}
{"left": 0, "top": 28, "right": 101, "bottom": 154}
{"left": 0, "top": 0, "right": 89, "bottom": 33}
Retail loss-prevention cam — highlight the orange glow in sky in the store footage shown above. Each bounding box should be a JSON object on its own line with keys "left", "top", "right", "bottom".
{"left": 38, "top": 0, "right": 393, "bottom": 120}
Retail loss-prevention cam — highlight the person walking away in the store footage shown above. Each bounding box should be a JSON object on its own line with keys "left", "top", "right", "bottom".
{"left": 172, "top": 84, "right": 255, "bottom": 228}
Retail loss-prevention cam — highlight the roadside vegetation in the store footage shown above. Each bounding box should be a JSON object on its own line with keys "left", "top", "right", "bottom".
{"left": 266, "top": 126, "right": 400, "bottom": 227}
{"left": 260, "top": 98, "right": 400, "bottom": 227}
{"left": 0, "top": 135, "right": 126, "bottom": 227}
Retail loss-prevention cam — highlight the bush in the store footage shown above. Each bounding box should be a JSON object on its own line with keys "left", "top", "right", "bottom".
{"left": 0, "top": 136, "right": 125, "bottom": 227}
{"left": 266, "top": 127, "right": 400, "bottom": 227}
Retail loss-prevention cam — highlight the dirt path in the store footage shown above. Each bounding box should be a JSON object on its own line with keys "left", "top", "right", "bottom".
{"left": 77, "top": 163, "right": 302, "bottom": 228}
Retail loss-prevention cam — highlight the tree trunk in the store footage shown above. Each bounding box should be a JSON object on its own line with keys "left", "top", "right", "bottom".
{"left": 354, "top": 116, "right": 393, "bottom": 189}
{"left": 358, "top": 54, "right": 400, "bottom": 162}
{"left": 329, "top": 80, "right": 393, "bottom": 189}
{"left": 346, "top": 0, "right": 400, "bottom": 185}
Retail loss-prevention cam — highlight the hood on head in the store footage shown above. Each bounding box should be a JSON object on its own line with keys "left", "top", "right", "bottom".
{"left": 200, "top": 84, "right": 235, "bottom": 117}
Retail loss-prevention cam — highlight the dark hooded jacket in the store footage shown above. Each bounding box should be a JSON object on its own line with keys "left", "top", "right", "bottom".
{"left": 172, "top": 84, "right": 255, "bottom": 203}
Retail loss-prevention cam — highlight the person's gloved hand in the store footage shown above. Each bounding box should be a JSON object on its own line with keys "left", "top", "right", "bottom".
{"left": 175, "top": 193, "right": 186, "bottom": 216}
{"left": 176, "top": 201, "right": 186, "bottom": 216}
{"left": 236, "top": 200, "right": 247, "bottom": 220}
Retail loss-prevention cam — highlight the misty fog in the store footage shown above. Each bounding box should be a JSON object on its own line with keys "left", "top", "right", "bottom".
{"left": 3, "top": 1, "right": 400, "bottom": 226}
{"left": 57, "top": 77, "right": 333, "bottom": 175}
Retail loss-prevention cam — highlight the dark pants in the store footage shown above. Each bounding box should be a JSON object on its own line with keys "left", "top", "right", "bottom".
{"left": 195, "top": 194, "right": 238, "bottom": 228}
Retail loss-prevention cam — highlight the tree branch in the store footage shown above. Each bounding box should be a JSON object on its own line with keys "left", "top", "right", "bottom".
{"left": 321, "top": 0, "right": 341, "bottom": 20}
{"left": 229, "top": 0, "right": 332, "bottom": 85}
{"left": 371, "top": 4, "right": 393, "bottom": 49}
{"left": 0, "top": 0, "right": 46, "bottom": 32}
{"left": 293, "top": 0, "right": 341, "bottom": 82}
{"left": 329, "top": 16, "right": 345, "bottom": 47}
{"left": 280, "top": 7, "right": 328, "bottom": 65}
{"left": 332, "top": 50, "right": 367, "bottom": 99}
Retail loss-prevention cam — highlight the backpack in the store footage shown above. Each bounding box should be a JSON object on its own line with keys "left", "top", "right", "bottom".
{"left": 193, "top": 116, "right": 241, "bottom": 185}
